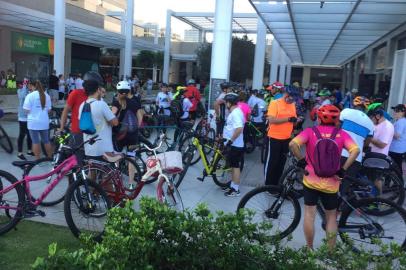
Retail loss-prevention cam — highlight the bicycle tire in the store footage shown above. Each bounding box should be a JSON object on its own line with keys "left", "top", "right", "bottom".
{"left": 338, "top": 197, "right": 406, "bottom": 255}
{"left": 179, "top": 135, "right": 201, "bottom": 165}
{"left": 119, "top": 156, "right": 143, "bottom": 184}
{"left": 64, "top": 179, "right": 111, "bottom": 242}
{"left": 173, "top": 145, "right": 195, "bottom": 188}
{"left": 0, "top": 170, "right": 24, "bottom": 235}
{"left": 157, "top": 177, "right": 184, "bottom": 211}
{"left": 237, "top": 185, "right": 301, "bottom": 240}
{"left": 278, "top": 165, "right": 304, "bottom": 198}
{"left": 27, "top": 158, "right": 72, "bottom": 206}
{"left": 0, "top": 125, "right": 13, "bottom": 153}
{"left": 245, "top": 132, "right": 256, "bottom": 154}
{"left": 211, "top": 154, "right": 232, "bottom": 188}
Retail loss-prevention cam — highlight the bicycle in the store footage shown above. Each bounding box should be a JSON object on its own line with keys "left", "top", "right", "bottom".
{"left": 0, "top": 136, "right": 109, "bottom": 239}
{"left": 237, "top": 161, "right": 406, "bottom": 255}
{"left": 244, "top": 121, "right": 265, "bottom": 154}
{"left": 0, "top": 111, "right": 13, "bottom": 153}
{"left": 175, "top": 135, "right": 231, "bottom": 188}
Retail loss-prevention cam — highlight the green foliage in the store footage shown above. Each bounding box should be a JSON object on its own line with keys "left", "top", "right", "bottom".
{"left": 32, "top": 198, "right": 406, "bottom": 270}
{"left": 135, "top": 50, "right": 156, "bottom": 69}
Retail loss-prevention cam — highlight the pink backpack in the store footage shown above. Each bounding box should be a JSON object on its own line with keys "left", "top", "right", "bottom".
{"left": 310, "top": 127, "right": 341, "bottom": 178}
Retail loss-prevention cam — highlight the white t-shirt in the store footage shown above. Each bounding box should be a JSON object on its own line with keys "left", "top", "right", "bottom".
{"left": 247, "top": 95, "right": 256, "bottom": 108}
{"left": 303, "top": 90, "right": 310, "bottom": 100}
{"left": 223, "top": 107, "right": 244, "bottom": 148}
{"left": 251, "top": 97, "right": 267, "bottom": 123}
{"left": 181, "top": 97, "right": 193, "bottom": 119}
{"left": 146, "top": 80, "right": 153, "bottom": 89}
{"left": 59, "top": 79, "right": 65, "bottom": 93}
{"left": 340, "top": 108, "right": 374, "bottom": 162}
{"left": 321, "top": 99, "right": 331, "bottom": 106}
{"left": 156, "top": 92, "right": 172, "bottom": 116}
{"left": 371, "top": 119, "right": 394, "bottom": 156}
{"left": 75, "top": 78, "right": 84, "bottom": 89}
{"left": 78, "top": 98, "right": 116, "bottom": 157}
{"left": 23, "top": 91, "right": 52, "bottom": 130}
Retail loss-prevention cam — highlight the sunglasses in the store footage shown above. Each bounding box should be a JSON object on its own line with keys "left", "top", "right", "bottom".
{"left": 118, "top": 91, "right": 129, "bottom": 95}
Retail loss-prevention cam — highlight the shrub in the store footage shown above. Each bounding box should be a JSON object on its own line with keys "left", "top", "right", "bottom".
{"left": 32, "top": 198, "right": 406, "bottom": 270}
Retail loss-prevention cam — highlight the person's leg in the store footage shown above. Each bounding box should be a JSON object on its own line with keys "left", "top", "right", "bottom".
{"left": 320, "top": 192, "right": 339, "bottom": 250}
{"left": 303, "top": 186, "right": 319, "bottom": 249}
{"left": 26, "top": 123, "right": 32, "bottom": 153}
{"left": 17, "top": 121, "right": 25, "bottom": 153}
{"left": 29, "top": 130, "right": 41, "bottom": 159}
{"left": 264, "top": 138, "right": 285, "bottom": 186}
{"left": 225, "top": 147, "right": 243, "bottom": 196}
{"left": 39, "top": 130, "right": 53, "bottom": 158}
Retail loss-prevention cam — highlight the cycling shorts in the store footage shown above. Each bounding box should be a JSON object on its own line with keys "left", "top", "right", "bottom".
{"left": 303, "top": 185, "right": 338, "bottom": 210}
{"left": 227, "top": 146, "right": 244, "bottom": 169}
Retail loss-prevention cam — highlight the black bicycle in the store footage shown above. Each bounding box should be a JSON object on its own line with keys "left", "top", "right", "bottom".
{"left": 0, "top": 113, "right": 13, "bottom": 154}
{"left": 238, "top": 160, "right": 406, "bottom": 255}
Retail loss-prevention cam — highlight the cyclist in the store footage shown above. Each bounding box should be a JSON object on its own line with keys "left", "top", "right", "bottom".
{"left": 389, "top": 104, "right": 406, "bottom": 174}
{"left": 173, "top": 87, "right": 193, "bottom": 142}
{"left": 318, "top": 88, "right": 332, "bottom": 106}
{"left": 264, "top": 87, "right": 298, "bottom": 186}
{"left": 214, "top": 82, "right": 231, "bottom": 136}
{"left": 289, "top": 105, "right": 359, "bottom": 249}
{"left": 184, "top": 79, "right": 201, "bottom": 120}
{"left": 264, "top": 81, "right": 284, "bottom": 104}
{"left": 155, "top": 83, "right": 172, "bottom": 116}
{"left": 222, "top": 93, "right": 245, "bottom": 197}
{"left": 249, "top": 90, "right": 267, "bottom": 132}
{"left": 338, "top": 97, "right": 374, "bottom": 183}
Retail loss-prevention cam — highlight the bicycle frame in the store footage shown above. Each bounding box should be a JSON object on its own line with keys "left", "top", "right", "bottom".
{"left": 0, "top": 155, "right": 78, "bottom": 210}
{"left": 192, "top": 137, "right": 224, "bottom": 175}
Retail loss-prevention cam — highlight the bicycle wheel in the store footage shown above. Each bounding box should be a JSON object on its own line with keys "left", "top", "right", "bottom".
{"left": 198, "top": 127, "right": 216, "bottom": 156}
{"left": 157, "top": 177, "right": 184, "bottom": 211}
{"left": 338, "top": 197, "right": 406, "bottom": 256}
{"left": 278, "top": 165, "right": 304, "bottom": 198}
{"left": 237, "top": 185, "right": 301, "bottom": 240}
{"left": 173, "top": 146, "right": 195, "bottom": 188}
{"left": 245, "top": 130, "right": 256, "bottom": 154}
{"left": 0, "top": 125, "right": 13, "bottom": 154}
{"left": 118, "top": 156, "right": 143, "bottom": 184}
{"left": 211, "top": 154, "right": 232, "bottom": 188}
{"left": 27, "top": 158, "right": 72, "bottom": 206}
{"left": 179, "top": 135, "right": 201, "bottom": 165}
{"left": 64, "top": 179, "right": 111, "bottom": 241}
{"left": 0, "top": 170, "right": 24, "bottom": 235}
{"left": 380, "top": 171, "right": 405, "bottom": 208}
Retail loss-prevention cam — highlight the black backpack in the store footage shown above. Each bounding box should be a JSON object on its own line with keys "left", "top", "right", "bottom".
{"left": 251, "top": 104, "right": 259, "bottom": 117}
{"left": 170, "top": 98, "right": 184, "bottom": 118}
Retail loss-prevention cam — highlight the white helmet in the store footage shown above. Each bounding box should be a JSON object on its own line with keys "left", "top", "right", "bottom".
{"left": 117, "top": 80, "right": 131, "bottom": 90}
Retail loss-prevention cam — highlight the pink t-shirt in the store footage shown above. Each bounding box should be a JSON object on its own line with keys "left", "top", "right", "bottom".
{"left": 237, "top": 102, "right": 251, "bottom": 123}
{"left": 370, "top": 119, "right": 394, "bottom": 155}
{"left": 292, "top": 126, "right": 358, "bottom": 193}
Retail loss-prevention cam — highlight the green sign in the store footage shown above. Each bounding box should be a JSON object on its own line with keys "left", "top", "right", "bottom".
{"left": 11, "top": 32, "right": 54, "bottom": 55}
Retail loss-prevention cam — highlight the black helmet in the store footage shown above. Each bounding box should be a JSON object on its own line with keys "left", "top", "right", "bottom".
{"left": 83, "top": 71, "right": 104, "bottom": 87}
{"left": 220, "top": 82, "right": 230, "bottom": 90}
{"left": 224, "top": 93, "right": 239, "bottom": 105}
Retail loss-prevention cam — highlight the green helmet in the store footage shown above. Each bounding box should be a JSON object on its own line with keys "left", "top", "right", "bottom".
{"left": 318, "top": 89, "right": 331, "bottom": 97}
{"left": 366, "top": 102, "right": 384, "bottom": 116}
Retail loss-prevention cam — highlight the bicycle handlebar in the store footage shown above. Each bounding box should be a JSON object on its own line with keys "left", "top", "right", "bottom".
{"left": 143, "top": 133, "right": 165, "bottom": 152}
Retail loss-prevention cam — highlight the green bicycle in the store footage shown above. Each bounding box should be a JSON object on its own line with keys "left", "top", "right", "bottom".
{"left": 244, "top": 121, "right": 265, "bottom": 154}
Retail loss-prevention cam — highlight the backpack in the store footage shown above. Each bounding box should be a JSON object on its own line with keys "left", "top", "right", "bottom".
{"left": 79, "top": 101, "right": 96, "bottom": 135}
{"left": 116, "top": 110, "right": 138, "bottom": 141}
{"left": 170, "top": 98, "right": 183, "bottom": 118}
{"left": 310, "top": 127, "right": 341, "bottom": 178}
{"left": 251, "top": 103, "right": 259, "bottom": 117}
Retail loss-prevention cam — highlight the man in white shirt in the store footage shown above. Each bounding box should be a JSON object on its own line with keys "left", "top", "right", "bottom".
{"left": 146, "top": 78, "right": 153, "bottom": 96}
{"left": 222, "top": 93, "right": 245, "bottom": 197}
{"left": 155, "top": 83, "right": 172, "bottom": 116}
{"left": 78, "top": 77, "right": 118, "bottom": 157}
{"left": 75, "top": 73, "right": 84, "bottom": 90}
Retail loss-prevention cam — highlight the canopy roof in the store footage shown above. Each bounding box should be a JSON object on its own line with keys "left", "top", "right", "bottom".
{"left": 250, "top": 0, "right": 406, "bottom": 65}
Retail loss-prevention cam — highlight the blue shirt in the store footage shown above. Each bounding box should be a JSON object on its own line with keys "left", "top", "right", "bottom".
{"left": 389, "top": 118, "right": 406, "bottom": 153}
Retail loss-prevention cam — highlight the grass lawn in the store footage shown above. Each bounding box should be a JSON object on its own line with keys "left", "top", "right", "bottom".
{"left": 0, "top": 220, "right": 80, "bottom": 270}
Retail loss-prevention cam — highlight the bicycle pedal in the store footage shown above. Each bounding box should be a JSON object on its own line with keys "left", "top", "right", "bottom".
{"left": 36, "top": 210, "right": 46, "bottom": 217}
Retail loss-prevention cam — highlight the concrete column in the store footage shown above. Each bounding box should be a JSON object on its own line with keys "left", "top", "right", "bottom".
{"left": 285, "top": 60, "right": 292, "bottom": 85}
{"left": 208, "top": 0, "right": 234, "bottom": 109}
{"left": 0, "top": 28, "right": 12, "bottom": 72}
{"left": 341, "top": 64, "right": 346, "bottom": 91}
{"left": 365, "top": 49, "right": 373, "bottom": 74}
{"left": 353, "top": 58, "right": 359, "bottom": 90}
{"left": 186, "top": 62, "right": 193, "bottom": 82}
{"left": 53, "top": 0, "right": 66, "bottom": 75}
{"left": 252, "top": 17, "right": 267, "bottom": 90}
{"left": 163, "top": 9, "right": 172, "bottom": 83}
{"left": 118, "top": 18, "right": 125, "bottom": 78}
{"left": 202, "top": 30, "right": 207, "bottom": 43}
{"left": 152, "top": 25, "right": 159, "bottom": 82}
{"left": 123, "top": 0, "right": 134, "bottom": 78}
{"left": 269, "top": 39, "right": 280, "bottom": 83}
{"left": 64, "top": 39, "right": 72, "bottom": 76}
{"left": 279, "top": 51, "right": 287, "bottom": 84}
{"left": 302, "top": 66, "right": 311, "bottom": 88}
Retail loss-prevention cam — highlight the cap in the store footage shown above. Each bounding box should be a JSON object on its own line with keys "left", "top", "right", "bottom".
{"left": 351, "top": 88, "right": 358, "bottom": 94}
{"left": 391, "top": 104, "right": 406, "bottom": 112}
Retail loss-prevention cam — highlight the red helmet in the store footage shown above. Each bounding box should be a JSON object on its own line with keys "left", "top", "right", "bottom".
{"left": 317, "top": 105, "right": 340, "bottom": 125}
{"left": 266, "top": 81, "right": 284, "bottom": 91}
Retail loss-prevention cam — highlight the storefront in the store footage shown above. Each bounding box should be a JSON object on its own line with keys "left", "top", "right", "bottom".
{"left": 11, "top": 31, "right": 54, "bottom": 83}
{"left": 71, "top": 43, "right": 100, "bottom": 75}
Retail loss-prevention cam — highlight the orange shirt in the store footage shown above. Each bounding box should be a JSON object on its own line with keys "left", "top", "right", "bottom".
{"left": 267, "top": 98, "right": 297, "bottom": 139}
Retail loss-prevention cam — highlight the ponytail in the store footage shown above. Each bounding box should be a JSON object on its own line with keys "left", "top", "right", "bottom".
{"left": 35, "top": 80, "right": 46, "bottom": 109}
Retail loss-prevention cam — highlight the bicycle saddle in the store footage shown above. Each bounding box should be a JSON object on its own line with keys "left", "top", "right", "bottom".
{"left": 12, "top": 160, "right": 37, "bottom": 168}
{"left": 103, "top": 152, "right": 124, "bottom": 163}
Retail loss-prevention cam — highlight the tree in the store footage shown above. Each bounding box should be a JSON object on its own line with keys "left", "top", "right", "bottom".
{"left": 195, "top": 36, "right": 267, "bottom": 84}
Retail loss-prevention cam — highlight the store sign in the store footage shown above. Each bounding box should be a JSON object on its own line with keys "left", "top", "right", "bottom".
{"left": 11, "top": 32, "right": 54, "bottom": 55}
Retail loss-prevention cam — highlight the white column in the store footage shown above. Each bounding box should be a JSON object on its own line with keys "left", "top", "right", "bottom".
{"left": 123, "top": 0, "right": 134, "bottom": 78}
{"left": 119, "top": 17, "right": 125, "bottom": 78}
{"left": 209, "top": 0, "right": 234, "bottom": 109}
{"left": 252, "top": 18, "right": 267, "bottom": 90}
{"left": 152, "top": 25, "right": 159, "bottom": 82}
{"left": 163, "top": 9, "right": 172, "bottom": 83}
{"left": 53, "top": 0, "right": 66, "bottom": 75}
{"left": 285, "top": 60, "right": 292, "bottom": 85}
{"left": 269, "top": 38, "right": 280, "bottom": 84}
{"left": 279, "top": 51, "right": 286, "bottom": 84}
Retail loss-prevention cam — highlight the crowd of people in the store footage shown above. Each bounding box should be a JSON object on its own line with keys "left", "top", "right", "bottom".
{"left": 9, "top": 68, "right": 406, "bottom": 250}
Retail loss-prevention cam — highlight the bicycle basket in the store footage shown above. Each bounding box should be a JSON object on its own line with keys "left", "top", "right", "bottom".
{"left": 362, "top": 152, "right": 391, "bottom": 170}
{"left": 156, "top": 151, "right": 183, "bottom": 175}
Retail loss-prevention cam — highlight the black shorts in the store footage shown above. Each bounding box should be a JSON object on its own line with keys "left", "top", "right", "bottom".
{"left": 303, "top": 185, "right": 339, "bottom": 210}
{"left": 227, "top": 146, "right": 244, "bottom": 168}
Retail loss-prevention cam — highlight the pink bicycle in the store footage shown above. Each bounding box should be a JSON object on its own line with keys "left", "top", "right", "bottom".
{"left": 0, "top": 136, "right": 110, "bottom": 239}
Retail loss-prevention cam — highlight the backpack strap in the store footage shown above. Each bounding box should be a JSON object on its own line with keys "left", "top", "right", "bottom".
{"left": 312, "top": 126, "right": 322, "bottom": 140}
{"left": 330, "top": 128, "right": 340, "bottom": 140}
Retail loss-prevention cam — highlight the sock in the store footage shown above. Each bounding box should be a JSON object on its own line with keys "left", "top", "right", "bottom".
{"left": 230, "top": 182, "right": 239, "bottom": 192}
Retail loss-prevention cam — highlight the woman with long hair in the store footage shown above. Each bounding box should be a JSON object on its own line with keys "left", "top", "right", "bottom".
{"left": 23, "top": 80, "right": 52, "bottom": 159}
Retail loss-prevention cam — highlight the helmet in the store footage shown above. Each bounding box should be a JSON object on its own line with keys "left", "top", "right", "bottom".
{"left": 266, "top": 81, "right": 284, "bottom": 91}
{"left": 83, "top": 71, "right": 104, "bottom": 87}
{"left": 353, "top": 96, "right": 370, "bottom": 108}
{"left": 116, "top": 81, "right": 131, "bottom": 90}
{"left": 318, "top": 89, "right": 331, "bottom": 97}
{"left": 285, "top": 85, "right": 300, "bottom": 98}
{"left": 220, "top": 82, "right": 231, "bottom": 90}
{"left": 367, "top": 103, "right": 384, "bottom": 116}
{"left": 224, "top": 93, "right": 239, "bottom": 105}
{"left": 176, "top": 86, "right": 187, "bottom": 92}
{"left": 317, "top": 105, "right": 340, "bottom": 125}
{"left": 187, "top": 79, "right": 195, "bottom": 85}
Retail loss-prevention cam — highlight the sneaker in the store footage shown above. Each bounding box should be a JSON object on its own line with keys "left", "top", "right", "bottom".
{"left": 128, "top": 183, "right": 136, "bottom": 191}
{"left": 17, "top": 153, "right": 26, "bottom": 160}
{"left": 221, "top": 185, "right": 231, "bottom": 192}
{"left": 224, "top": 188, "right": 240, "bottom": 197}
{"left": 26, "top": 151, "right": 35, "bottom": 156}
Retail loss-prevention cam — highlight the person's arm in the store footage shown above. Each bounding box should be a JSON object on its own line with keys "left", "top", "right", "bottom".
{"left": 137, "top": 109, "right": 144, "bottom": 126}
{"left": 230, "top": 127, "right": 243, "bottom": 142}
{"left": 289, "top": 129, "right": 309, "bottom": 160}
{"left": 102, "top": 102, "right": 119, "bottom": 126}
{"left": 289, "top": 140, "right": 304, "bottom": 160}
{"left": 370, "top": 138, "right": 388, "bottom": 149}
{"left": 342, "top": 134, "right": 360, "bottom": 171}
